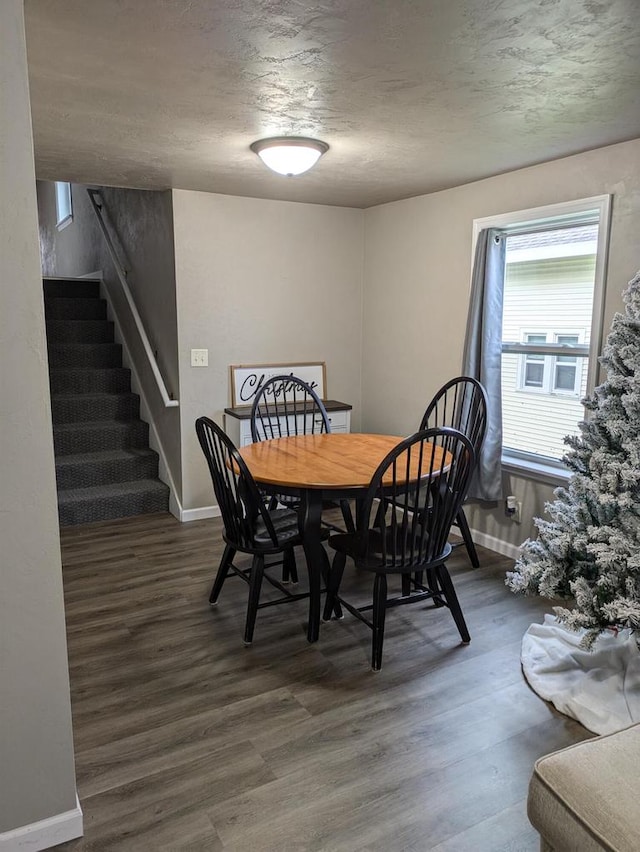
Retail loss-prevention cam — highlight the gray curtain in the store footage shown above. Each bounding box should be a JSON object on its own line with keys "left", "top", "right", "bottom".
{"left": 462, "top": 228, "right": 505, "bottom": 501}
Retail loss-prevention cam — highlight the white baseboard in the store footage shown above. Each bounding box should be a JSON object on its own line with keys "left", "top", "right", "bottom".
{"left": 0, "top": 795, "right": 83, "bottom": 851}
{"left": 181, "top": 505, "right": 221, "bottom": 522}
{"left": 470, "top": 528, "right": 522, "bottom": 561}
{"left": 178, "top": 513, "right": 520, "bottom": 558}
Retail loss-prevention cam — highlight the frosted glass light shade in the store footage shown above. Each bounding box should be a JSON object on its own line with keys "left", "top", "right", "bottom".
{"left": 250, "top": 137, "right": 329, "bottom": 176}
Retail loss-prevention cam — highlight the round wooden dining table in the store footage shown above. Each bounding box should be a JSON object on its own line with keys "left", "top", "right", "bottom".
{"left": 238, "top": 432, "right": 447, "bottom": 643}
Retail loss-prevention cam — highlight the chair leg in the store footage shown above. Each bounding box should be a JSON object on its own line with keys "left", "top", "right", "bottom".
{"left": 456, "top": 507, "right": 480, "bottom": 568}
{"left": 373, "top": 498, "right": 387, "bottom": 529}
{"left": 209, "top": 543, "right": 235, "bottom": 605}
{"left": 436, "top": 564, "right": 470, "bottom": 643}
{"left": 244, "top": 555, "right": 265, "bottom": 645}
{"left": 323, "top": 551, "right": 346, "bottom": 622}
{"left": 321, "top": 549, "right": 343, "bottom": 620}
{"left": 426, "top": 566, "right": 445, "bottom": 607}
{"left": 401, "top": 573, "right": 411, "bottom": 597}
{"left": 340, "top": 499, "right": 356, "bottom": 534}
{"left": 371, "top": 573, "right": 388, "bottom": 671}
{"left": 282, "top": 546, "right": 298, "bottom": 584}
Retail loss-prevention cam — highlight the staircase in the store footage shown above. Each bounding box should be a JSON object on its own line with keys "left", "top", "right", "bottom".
{"left": 44, "top": 277, "right": 170, "bottom": 525}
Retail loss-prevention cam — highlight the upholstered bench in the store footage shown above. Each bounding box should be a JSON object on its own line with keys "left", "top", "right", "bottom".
{"left": 528, "top": 723, "right": 640, "bottom": 851}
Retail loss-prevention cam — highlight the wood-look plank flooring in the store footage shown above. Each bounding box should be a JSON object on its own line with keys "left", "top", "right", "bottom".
{"left": 53, "top": 511, "right": 591, "bottom": 851}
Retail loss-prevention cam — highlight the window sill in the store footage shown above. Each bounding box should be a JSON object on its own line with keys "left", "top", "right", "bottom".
{"left": 502, "top": 455, "right": 571, "bottom": 488}
{"left": 56, "top": 215, "right": 73, "bottom": 231}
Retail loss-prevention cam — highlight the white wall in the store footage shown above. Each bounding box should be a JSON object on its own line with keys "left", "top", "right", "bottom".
{"left": 172, "top": 190, "right": 364, "bottom": 511}
{"left": 362, "top": 138, "right": 640, "bottom": 550}
{"left": 0, "top": 0, "right": 79, "bottom": 843}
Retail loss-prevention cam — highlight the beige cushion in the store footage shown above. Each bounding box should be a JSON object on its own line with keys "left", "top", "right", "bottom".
{"left": 528, "top": 723, "right": 640, "bottom": 852}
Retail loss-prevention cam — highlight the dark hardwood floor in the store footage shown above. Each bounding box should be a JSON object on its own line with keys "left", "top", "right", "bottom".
{"left": 54, "top": 511, "right": 590, "bottom": 851}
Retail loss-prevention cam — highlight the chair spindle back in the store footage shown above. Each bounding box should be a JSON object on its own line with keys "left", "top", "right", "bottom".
{"left": 420, "top": 376, "right": 488, "bottom": 455}
{"left": 195, "top": 416, "right": 278, "bottom": 549}
{"left": 361, "top": 427, "right": 475, "bottom": 569}
{"left": 250, "top": 374, "right": 330, "bottom": 443}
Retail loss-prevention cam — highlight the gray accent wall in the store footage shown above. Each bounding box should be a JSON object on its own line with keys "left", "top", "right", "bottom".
{"left": 37, "top": 182, "right": 182, "bottom": 505}
{"left": 0, "top": 0, "right": 78, "bottom": 835}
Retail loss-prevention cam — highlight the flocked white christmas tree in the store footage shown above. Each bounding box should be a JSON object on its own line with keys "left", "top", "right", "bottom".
{"left": 506, "top": 268, "right": 640, "bottom": 648}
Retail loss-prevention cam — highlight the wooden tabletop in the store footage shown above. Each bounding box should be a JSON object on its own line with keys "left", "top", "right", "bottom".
{"left": 239, "top": 432, "right": 446, "bottom": 490}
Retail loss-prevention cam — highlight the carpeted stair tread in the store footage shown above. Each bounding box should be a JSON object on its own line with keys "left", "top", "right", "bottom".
{"left": 58, "top": 478, "right": 169, "bottom": 503}
{"left": 43, "top": 278, "right": 101, "bottom": 299}
{"left": 54, "top": 419, "right": 149, "bottom": 455}
{"left": 49, "top": 367, "right": 131, "bottom": 394}
{"left": 43, "top": 276, "right": 170, "bottom": 525}
{"left": 48, "top": 343, "right": 122, "bottom": 369}
{"left": 46, "top": 319, "right": 115, "bottom": 343}
{"left": 56, "top": 447, "right": 158, "bottom": 466}
{"left": 55, "top": 447, "right": 160, "bottom": 489}
{"left": 45, "top": 297, "right": 107, "bottom": 320}
{"left": 51, "top": 392, "right": 140, "bottom": 424}
{"left": 57, "top": 479, "right": 170, "bottom": 526}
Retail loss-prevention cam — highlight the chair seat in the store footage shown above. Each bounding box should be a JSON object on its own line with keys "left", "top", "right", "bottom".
{"left": 271, "top": 495, "right": 349, "bottom": 538}
{"left": 328, "top": 529, "right": 450, "bottom": 573}
{"left": 272, "top": 493, "right": 343, "bottom": 512}
{"left": 254, "top": 508, "right": 301, "bottom": 546}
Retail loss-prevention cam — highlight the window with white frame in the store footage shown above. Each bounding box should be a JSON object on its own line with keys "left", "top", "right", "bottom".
{"left": 517, "top": 331, "right": 584, "bottom": 396}
{"left": 519, "top": 333, "right": 548, "bottom": 390}
{"left": 474, "top": 196, "right": 610, "bottom": 476}
{"left": 55, "top": 181, "right": 73, "bottom": 230}
{"left": 553, "top": 333, "right": 582, "bottom": 394}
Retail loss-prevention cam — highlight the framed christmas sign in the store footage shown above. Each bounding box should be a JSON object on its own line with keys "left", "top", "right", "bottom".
{"left": 229, "top": 361, "right": 326, "bottom": 408}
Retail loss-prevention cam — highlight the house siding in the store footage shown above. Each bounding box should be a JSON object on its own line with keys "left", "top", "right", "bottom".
{"left": 502, "top": 254, "right": 596, "bottom": 460}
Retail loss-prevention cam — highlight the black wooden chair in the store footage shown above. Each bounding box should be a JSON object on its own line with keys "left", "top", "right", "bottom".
{"left": 195, "top": 416, "right": 310, "bottom": 644}
{"left": 250, "top": 374, "right": 355, "bottom": 534}
{"left": 420, "top": 376, "right": 488, "bottom": 567}
{"left": 323, "top": 427, "right": 475, "bottom": 671}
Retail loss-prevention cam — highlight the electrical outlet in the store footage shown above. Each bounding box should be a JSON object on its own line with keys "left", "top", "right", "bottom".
{"left": 505, "top": 496, "right": 522, "bottom": 523}
{"left": 191, "top": 348, "right": 208, "bottom": 367}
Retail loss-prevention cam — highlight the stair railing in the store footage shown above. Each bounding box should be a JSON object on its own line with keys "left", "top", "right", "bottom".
{"left": 86, "top": 188, "right": 178, "bottom": 408}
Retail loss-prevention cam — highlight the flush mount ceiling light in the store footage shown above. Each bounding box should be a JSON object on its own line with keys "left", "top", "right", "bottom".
{"left": 250, "top": 137, "right": 329, "bottom": 177}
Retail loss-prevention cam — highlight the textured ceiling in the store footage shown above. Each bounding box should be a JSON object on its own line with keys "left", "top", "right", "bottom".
{"left": 24, "top": 0, "right": 640, "bottom": 208}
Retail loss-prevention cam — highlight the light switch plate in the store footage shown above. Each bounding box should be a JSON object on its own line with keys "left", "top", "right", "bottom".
{"left": 191, "top": 348, "right": 209, "bottom": 367}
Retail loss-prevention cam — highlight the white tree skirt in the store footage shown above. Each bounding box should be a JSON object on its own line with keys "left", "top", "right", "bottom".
{"left": 521, "top": 614, "right": 640, "bottom": 734}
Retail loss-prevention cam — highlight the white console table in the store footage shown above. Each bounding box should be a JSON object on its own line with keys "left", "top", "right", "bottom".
{"left": 224, "top": 400, "right": 352, "bottom": 447}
